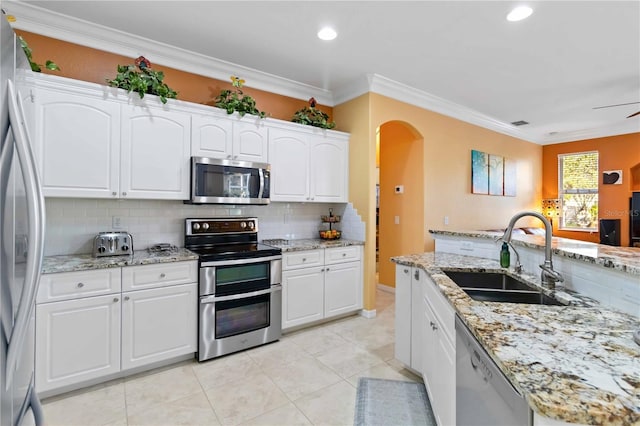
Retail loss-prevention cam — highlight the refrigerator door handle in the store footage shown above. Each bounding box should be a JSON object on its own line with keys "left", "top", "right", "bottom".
{"left": 4, "top": 80, "right": 45, "bottom": 389}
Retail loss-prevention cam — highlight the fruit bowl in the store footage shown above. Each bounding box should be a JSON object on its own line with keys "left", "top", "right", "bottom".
{"left": 319, "top": 230, "right": 341, "bottom": 240}
{"left": 321, "top": 215, "right": 341, "bottom": 223}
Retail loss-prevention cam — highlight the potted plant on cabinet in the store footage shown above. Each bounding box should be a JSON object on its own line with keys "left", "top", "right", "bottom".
{"left": 291, "top": 97, "right": 336, "bottom": 129}
{"left": 106, "top": 56, "right": 177, "bottom": 104}
{"left": 214, "top": 76, "right": 267, "bottom": 118}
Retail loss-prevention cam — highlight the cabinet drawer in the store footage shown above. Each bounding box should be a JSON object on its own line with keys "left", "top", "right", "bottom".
{"left": 283, "top": 250, "right": 324, "bottom": 270}
{"left": 325, "top": 246, "right": 361, "bottom": 265}
{"left": 38, "top": 268, "right": 121, "bottom": 303}
{"left": 122, "top": 261, "right": 197, "bottom": 291}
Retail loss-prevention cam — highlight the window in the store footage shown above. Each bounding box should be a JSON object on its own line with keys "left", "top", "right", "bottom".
{"left": 558, "top": 152, "right": 598, "bottom": 230}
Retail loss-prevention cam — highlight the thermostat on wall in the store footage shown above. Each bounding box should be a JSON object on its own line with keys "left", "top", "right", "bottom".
{"left": 395, "top": 185, "right": 404, "bottom": 194}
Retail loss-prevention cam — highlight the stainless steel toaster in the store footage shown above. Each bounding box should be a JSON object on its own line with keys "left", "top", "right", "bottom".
{"left": 93, "top": 231, "right": 133, "bottom": 257}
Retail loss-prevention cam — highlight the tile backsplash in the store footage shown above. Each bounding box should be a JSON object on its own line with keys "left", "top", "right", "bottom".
{"left": 44, "top": 198, "right": 365, "bottom": 256}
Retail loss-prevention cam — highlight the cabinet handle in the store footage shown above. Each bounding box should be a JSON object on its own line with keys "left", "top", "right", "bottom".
{"left": 76, "top": 282, "right": 84, "bottom": 288}
{"left": 302, "top": 258, "right": 306, "bottom": 262}
{"left": 124, "top": 296, "right": 130, "bottom": 301}
{"left": 321, "top": 268, "right": 325, "bottom": 272}
{"left": 122, "top": 191, "right": 127, "bottom": 196}
{"left": 430, "top": 321, "right": 438, "bottom": 331}
{"left": 342, "top": 253, "right": 346, "bottom": 257}
{"left": 160, "top": 273, "right": 166, "bottom": 278}
{"left": 414, "top": 270, "right": 419, "bottom": 280}
{"left": 404, "top": 269, "right": 409, "bottom": 274}
{"left": 227, "top": 155, "right": 232, "bottom": 159}
{"left": 326, "top": 267, "right": 330, "bottom": 271}
{"left": 113, "top": 297, "right": 119, "bottom": 303}
{"left": 112, "top": 191, "right": 117, "bottom": 196}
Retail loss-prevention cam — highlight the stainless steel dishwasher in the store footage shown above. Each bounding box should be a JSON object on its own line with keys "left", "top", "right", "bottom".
{"left": 456, "top": 315, "right": 532, "bottom": 426}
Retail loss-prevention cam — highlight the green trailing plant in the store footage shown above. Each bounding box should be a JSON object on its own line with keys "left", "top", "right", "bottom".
{"left": 18, "top": 36, "right": 60, "bottom": 73}
{"left": 214, "top": 76, "right": 267, "bottom": 118}
{"left": 106, "top": 56, "right": 177, "bottom": 104}
{"left": 292, "top": 98, "right": 336, "bottom": 129}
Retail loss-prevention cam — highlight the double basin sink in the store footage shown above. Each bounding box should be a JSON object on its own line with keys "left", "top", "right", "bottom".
{"left": 443, "top": 271, "right": 564, "bottom": 305}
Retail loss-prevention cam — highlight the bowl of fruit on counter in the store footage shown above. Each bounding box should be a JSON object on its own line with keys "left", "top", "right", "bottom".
{"left": 319, "top": 229, "right": 341, "bottom": 240}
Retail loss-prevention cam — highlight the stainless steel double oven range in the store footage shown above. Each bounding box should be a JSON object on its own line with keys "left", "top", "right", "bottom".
{"left": 185, "top": 217, "right": 282, "bottom": 361}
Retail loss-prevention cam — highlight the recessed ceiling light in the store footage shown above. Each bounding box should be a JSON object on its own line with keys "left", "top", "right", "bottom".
{"left": 317, "top": 27, "right": 337, "bottom": 41}
{"left": 507, "top": 6, "right": 533, "bottom": 22}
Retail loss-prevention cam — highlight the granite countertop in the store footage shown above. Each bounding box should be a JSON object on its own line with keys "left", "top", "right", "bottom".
{"left": 42, "top": 248, "right": 199, "bottom": 274}
{"left": 392, "top": 252, "right": 640, "bottom": 426}
{"left": 430, "top": 229, "right": 640, "bottom": 276}
{"left": 262, "top": 238, "right": 364, "bottom": 252}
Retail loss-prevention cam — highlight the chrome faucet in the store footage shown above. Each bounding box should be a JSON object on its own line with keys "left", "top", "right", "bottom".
{"left": 500, "top": 211, "right": 564, "bottom": 289}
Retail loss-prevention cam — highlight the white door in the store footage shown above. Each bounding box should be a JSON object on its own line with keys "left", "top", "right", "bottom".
{"left": 268, "top": 129, "right": 310, "bottom": 201}
{"left": 120, "top": 104, "right": 191, "bottom": 199}
{"left": 324, "top": 261, "right": 362, "bottom": 318}
{"left": 282, "top": 267, "right": 324, "bottom": 329}
{"left": 35, "top": 294, "right": 121, "bottom": 393}
{"left": 33, "top": 89, "right": 120, "bottom": 198}
{"left": 309, "top": 137, "right": 348, "bottom": 202}
{"left": 191, "top": 114, "right": 233, "bottom": 159}
{"left": 233, "top": 120, "right": 268, "bottom": 162}
{"left": 121, "top": 283, "right": 197, "bottom": 370}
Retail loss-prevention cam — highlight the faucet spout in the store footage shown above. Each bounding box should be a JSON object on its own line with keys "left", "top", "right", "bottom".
{"left": 500, "top": 211, "right": 563, "bottom": 289}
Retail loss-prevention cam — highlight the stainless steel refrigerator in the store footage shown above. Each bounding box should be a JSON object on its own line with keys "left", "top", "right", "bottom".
{"left": 0, "top": 9, "right": 45, "bottom": 426}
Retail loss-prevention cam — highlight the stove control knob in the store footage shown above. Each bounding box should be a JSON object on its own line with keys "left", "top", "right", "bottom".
{"left": 193, "top": 223, "right": 201, "bottom": 231}
{"left": 240, "top": 222, "right": 247, "bottom": 229}
{"left": 202, "top": 223, "right": 210, "bottom": 230}
{"left": 97, "top": 246, "right": 106, "bottom": 253}
{"left": 248, "top": 222, "right": 255, "bottom": 229}
{"left": 121, "top": 245, "right": 129, "bottom": 252}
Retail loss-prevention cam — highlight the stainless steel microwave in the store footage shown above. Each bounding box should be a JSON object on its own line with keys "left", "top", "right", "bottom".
{"left": 187, "top": 157, "right": 270, "bottom": 205}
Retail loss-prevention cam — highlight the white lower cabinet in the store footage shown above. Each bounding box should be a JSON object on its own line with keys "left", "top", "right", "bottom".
{"left": 394, "top": 264, "right": 456, "bottom": 426}
{"left": 35, "top": 294, "right": 121, "bottom": 393}
{"left": 121, "top": 283, "right": 197, "bottom": 370}
{"left": 282, "top": 246, "right": 362, "bottom": 330}
{"left": 36, "top": 261, "right": 197, "bottom": 394}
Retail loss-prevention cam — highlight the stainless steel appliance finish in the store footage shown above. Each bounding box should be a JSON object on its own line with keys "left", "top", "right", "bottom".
{"left": 187, "top": 157, "right": 270, "bottom": 205}
{"left": 456, "top": 315, "right": 531, "bottom": 426}
{"left": 185, "top": 218, "right": 282, "bottom": 361}
{"left": 1, "top": 13, "right": 45, "bottom": 425}
{"left": 92, "top": 231, "right": 133, "bottom": 257}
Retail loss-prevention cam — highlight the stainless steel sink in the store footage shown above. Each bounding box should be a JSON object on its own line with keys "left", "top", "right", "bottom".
{"left": 443, "top": 270, "right": 565, "bottom": 306}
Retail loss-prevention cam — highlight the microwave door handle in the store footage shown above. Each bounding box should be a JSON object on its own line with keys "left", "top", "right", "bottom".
{"left": 5, "top": 80, "right": 46, "bottom": 390}
{"left": 258, "top": 168, "right": 264, "bottom": 199}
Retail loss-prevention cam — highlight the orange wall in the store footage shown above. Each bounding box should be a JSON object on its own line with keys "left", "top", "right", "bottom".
{"left": 378, "top": 121, "right": 424, "bottom": 287}
{"left": 542, "top": 132, "right": 640, "bottom": 246}
{"left": 16, "top": 31, "right": 333, "bottom": 123}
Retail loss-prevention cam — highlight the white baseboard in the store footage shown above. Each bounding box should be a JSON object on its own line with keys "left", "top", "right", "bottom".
{"left": 360, "top": 309, "right": 377, "bottom": 318}
{"left": 377, "top": 283, "right": 395, "bottom": 293}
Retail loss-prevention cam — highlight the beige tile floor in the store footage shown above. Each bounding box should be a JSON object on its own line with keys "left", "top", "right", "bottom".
{"left": 39, "top": 288, "right": 420, "bottom": 426}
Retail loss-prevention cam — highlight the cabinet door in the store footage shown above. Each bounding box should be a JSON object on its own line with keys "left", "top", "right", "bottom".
{"left": 33, "top": 88, "right": 120, "bottom": 198}
{"left": 394, "top": 265, "right": 412, "bottom": 366}
{"left": 410, "top": 268, "right": 423, "bottom": 373}
{"left": 309, "top": 137, "right": 348, "bottom": 202}
{"left": 120, "top": 105, "right": 191, "bottom": 199}
{"left": 191, "top": 114, "right": 233, "bottom": 159}
{"left": 324, "top": 261, "right": 362, "bottom": 318}
{"left": 35, "top": 294, "right": 121, "bottom": 393}
{"left": 121, "top": 283, "right": 197, "bottom": 370}
{"left": 282, "top": 266, "right": 324, "bottom": 329}
{"left": 233, "top": 120, "right": 268, "bottom": 163}
{"left": 268, "top": 129, "right": 310, "bottom": 201}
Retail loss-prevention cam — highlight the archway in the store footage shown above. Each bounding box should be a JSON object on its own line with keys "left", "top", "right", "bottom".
{"left": 377, "top": 120, "right": 425, "bottom": 289}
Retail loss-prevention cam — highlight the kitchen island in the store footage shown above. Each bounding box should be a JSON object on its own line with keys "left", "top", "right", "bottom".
{"left": 392, "top": 251, "right": 639, "bottom": 425}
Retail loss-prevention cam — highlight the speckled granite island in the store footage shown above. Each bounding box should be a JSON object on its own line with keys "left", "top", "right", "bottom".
{"left": 392, "top": 251, "right": 639, "bottom": 426}
{"left": 42, "top": 248, "right": 199, "bottom": 274}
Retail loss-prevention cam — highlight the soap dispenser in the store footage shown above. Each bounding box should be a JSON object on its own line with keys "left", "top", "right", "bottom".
{"left": 500, "top": 242, "right": 510, "bottom": 268}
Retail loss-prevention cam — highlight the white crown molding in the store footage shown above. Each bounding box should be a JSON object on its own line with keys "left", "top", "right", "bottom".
{"left": 6, "top": 1, "right": 636, "bottom": 145}
{"left": 5, "top": 1, "right": 335, "bottom": 105}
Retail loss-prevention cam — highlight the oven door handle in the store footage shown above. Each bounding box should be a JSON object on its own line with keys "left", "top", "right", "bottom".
{"left": 200, "top": 284, "right": 282, "bottom": 304}
{"left": 200, "top": 255, "right": 282, "bottom": 267}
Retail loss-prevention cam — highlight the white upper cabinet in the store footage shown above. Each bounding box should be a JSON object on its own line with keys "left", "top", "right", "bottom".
{"left": 32, "top": 88, "right": 121, "bottom": 198}
{"left": 191, "top": 114, "right": 268, "bottom": 163}
{"left": 268, "top": 126, "right": 349, "bottom": 202}
{"left": 120, "top": 104, "right": 191, "bottom": 199}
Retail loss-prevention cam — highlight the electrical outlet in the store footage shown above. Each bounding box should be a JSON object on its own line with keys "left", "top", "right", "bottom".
{"left": 112, "top": 216, "right": 122, "bottom": 229}
{"left": 461, "top": 241, "right": 474, "bottom": 251}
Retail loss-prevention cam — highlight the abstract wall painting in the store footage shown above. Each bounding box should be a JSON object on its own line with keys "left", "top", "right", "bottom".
{"left": 471, "top": 149, "right": 516, "bottom": 196}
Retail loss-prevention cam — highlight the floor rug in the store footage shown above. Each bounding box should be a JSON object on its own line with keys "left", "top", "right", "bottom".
{"left": 354, "top": 378, "right": 437, "bottom": 426}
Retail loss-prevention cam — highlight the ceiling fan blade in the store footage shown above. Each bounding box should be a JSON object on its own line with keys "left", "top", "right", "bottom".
{"left": 593, "top": 101, "right": 640, "bottom": 110}
{"left": 627, "top": 111, "right": 640, "bottom": 118}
